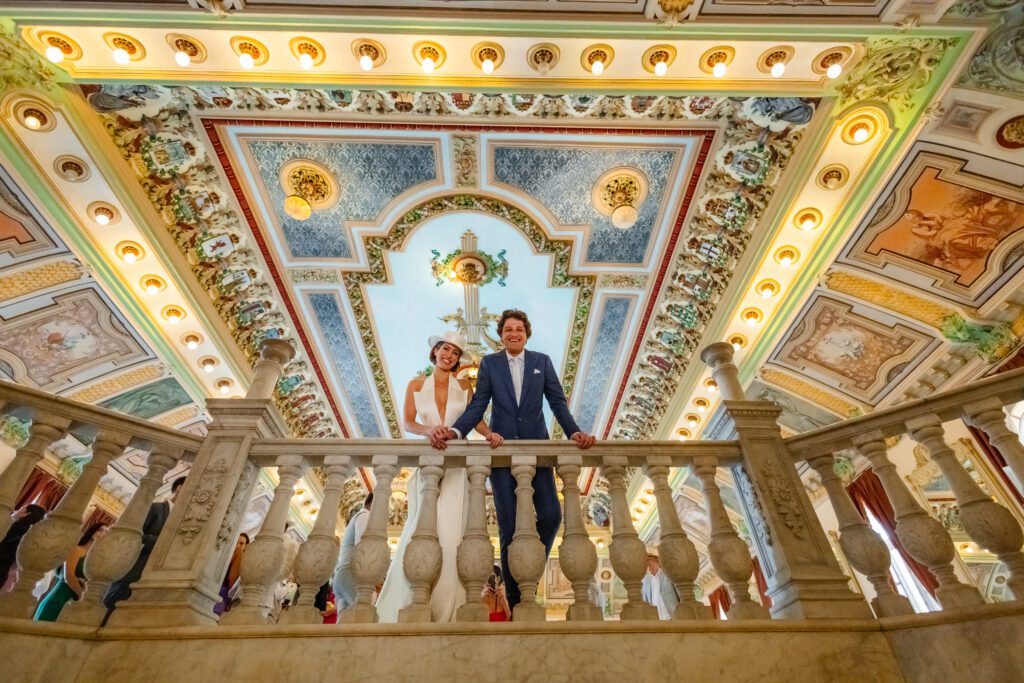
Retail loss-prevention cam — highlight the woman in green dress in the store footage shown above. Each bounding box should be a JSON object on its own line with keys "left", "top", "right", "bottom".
{"left": 34, "top": 522, "right": 108, "bottom": 622}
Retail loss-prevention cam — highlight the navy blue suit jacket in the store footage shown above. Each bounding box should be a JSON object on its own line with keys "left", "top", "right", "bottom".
{"left": 451, "top": 349, "right": 581, "bottom": 440}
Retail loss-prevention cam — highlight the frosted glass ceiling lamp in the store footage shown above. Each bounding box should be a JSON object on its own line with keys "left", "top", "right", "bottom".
{"left": 183, "top": 333, "right": 202, "bottom": 350}
{"left": 653, "top": 60, "right": 668, "bottom": 77}
{"left": 482, "top": 58, "right": 495, "bottom": 74}
{"left": 283, "top": 194, "right": 312, "bottom": 221}
{"left": 421, "top": 56, "right": 435, "bottom": 74}
{"left": 239, "top": 52, "right": 255, "bottom": 69}
{"left": 771, "top": 62, "right": 785, "bottom": 78}
{"left": 174, "top": 50, "right": 191, "bottom": 67}
{"left": 712, "top": 61, "right": 727, "bottom": 78}
{"left": 360, "top": 54, "right": 374, "bottom": 71}
{"left": 590, "top": 59, "right": 604, "bottom": 75}
{"left": 45, "top": 45, "right": 64, "bottom": 63}
{"left": 827, "top": 63, "right": 842, "bottom": 79}
{"left": 582, "top": 45, "right": 613, "bottom": 77}
{"left": 298, "top": 52, "right": 314, "bottom": 70}
{"left": 112, "top": 47, "right": 131, "bottom": 65}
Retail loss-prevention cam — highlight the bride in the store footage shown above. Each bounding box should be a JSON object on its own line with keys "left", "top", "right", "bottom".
{"left": 375, "top": 331, "right": 502, "bottom": 622}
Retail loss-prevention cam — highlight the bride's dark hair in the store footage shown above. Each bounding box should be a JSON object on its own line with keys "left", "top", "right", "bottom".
{"left": 430, "top": 342, "right": 462, "bottom": 371}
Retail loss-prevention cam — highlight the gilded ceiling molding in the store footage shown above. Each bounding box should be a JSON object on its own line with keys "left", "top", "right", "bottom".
{"left": 153, "top": 404, "right": 201, "bottom": 428}
{"left": 950, "top": 0, "right": 1024, "bottom": 96}
{"left": 345, "top": 193, "right": 596, "bottom": 437}
{"left": 0, "top": 26, "right": 57, "bottom": 92}
{"left": 0, "top": 259, "right": 84, "bottom": 302}
{"left": 65, "top": 363, "right": 166, "bottom": 403}
{"left": 837, "top": 36, "right": 959, "bottom": 113}
{"left": 759, "top": 368, "right": 862, "bottom": 418}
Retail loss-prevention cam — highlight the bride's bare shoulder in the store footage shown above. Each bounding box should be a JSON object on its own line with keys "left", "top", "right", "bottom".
{"left": 456, "top": 377, "right": 472, "bottom": 392}
{"left": 408, "top": 375, "right": 427, "bottom": 391}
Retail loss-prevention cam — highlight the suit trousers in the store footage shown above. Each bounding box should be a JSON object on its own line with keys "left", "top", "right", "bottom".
{"left": 490, "top": 466, "right": 561, "bottom": 610}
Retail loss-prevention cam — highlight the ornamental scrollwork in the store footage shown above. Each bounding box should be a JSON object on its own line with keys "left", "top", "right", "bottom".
{"left": 838, "top": 37, "right": 959, "bottom": 113}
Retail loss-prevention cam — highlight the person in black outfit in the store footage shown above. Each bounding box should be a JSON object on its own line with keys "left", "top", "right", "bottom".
{"left": 0, "top": 504, "right": 46, "bottom": 589}
{"left": 102, "top": 476, "right": 186, "bottom": 621}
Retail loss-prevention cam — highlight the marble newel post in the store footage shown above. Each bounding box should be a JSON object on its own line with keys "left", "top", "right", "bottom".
{"left": 107, "top": 339, "right": 295, "bottom": 628}
{"left": 603, "top": 458, "right": 658, "bottom": 621}
{"left": 0, "top": 413, "right": 70, "bottom": 538}
{"left": 0, "top": 430, "right": 131, "bottom": 618}
{"left": 280, "top": 455, "right": 353, "bottom": 624}
{"left": 557, "top": 456, "right": 602, "bottom": 621}
{"left": 508, "top": 457, "right": 548, "bottom": 622}
{"left": 456, "top": 457, "right": 493, "bottom": 622}
{"left": 61, "top": 447, "right": 183, "bottom": 626}
{"left": 700, "top": 342, "right": 871, "bottom": 619}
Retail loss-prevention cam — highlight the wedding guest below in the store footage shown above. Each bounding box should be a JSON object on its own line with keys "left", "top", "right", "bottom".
{"left": 34, "top": 522, "right": 108, "bottom": 622}
{"left": 103, "top": 476, "right": 186, "bottom": 620}
{"left": 214, "top": 532, "right": 249, "bottom": 615}
{"left": 641, "top": 545, "right": 679, "bottom": 620}
{"left": 0, "top": 504, "right": 46, "bottom": 591}
{"left": 314, "top": 581, "right": 337, "bottom": 624}
{"left": 332, "top": 493, "right": 372, "bottom": 612}
{"left": 482, "top": 565, "right": 510, "bottom": 622}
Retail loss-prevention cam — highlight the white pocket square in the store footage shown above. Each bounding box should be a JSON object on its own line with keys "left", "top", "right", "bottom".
{"left": 533, "top": 368, "right": 542, "bottom": 374}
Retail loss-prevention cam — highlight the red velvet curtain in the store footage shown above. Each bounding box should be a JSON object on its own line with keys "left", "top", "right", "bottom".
{"left": 847, "top": 470, "right": 939, "bottom": 596}
{"left": 82, "top": 506, "right": 116, "bottom": 531}
{"left": 709, "top": 584, "right": 732, "bottom": 620}
{"left": 15, "top": 468, "right": 67, "bottom": 511}
{"left": 751, "top": 556, "right": 772, "bottom": 609}
{"left": 967, "top": 425, "right": 1024, "bottom": 507}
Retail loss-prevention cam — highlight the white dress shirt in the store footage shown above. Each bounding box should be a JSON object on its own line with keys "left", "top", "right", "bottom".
{"left": 451, "top": 351, "right": 525, "bottom": 438}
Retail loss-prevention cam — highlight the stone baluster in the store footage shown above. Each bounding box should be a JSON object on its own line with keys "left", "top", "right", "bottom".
{"left": 962, "top": 397, "right": 1024, "bottom": 496}
{"left": 693, "top": 455, "right": 770, "bottom": 619}
{"left": 342, "top": 456, "right": 398, "bottom": 623}
{"left": 603, "top": 459, "right": 658, "bottom": 621}
{"left": 246, "top": 339, "right": 296, "bottom": 400}
{"left": 400, "top": 457, "right": 444, "bottom": 622}
{"left": 907, "top": 415, "right": 1024, "bottom": 600}
{"left": 221, "top": 455, "right": 307, "bottom": 625}
{"left": 0, "top": 429, "right": 130, "bottom": 618}
{"left": 0, "top": 413, "right": 70, "bottom": 538}
{"left": 645, "top": 458, "right": 708, "bottom": 620}
{"left": 557, "top": 456, "right": 602, "bottom": 621}
{"left": 853, "top": 431, "right": 983, "bottom": 608}
{"left": 61, "top": 447, "right": 183, "bottom": 626}
{"left": 806, "top": 454, "right": 913, "bottom": 617}
{"left": 700, "top": 342, "right": 746, "bottom": 402}
{"left": 280, "top": 455, "right": 353, "bottom": 624}
{"left": 456, "top": 457, "right": 492, "bottom": 622}
{"left": 508, "top": 457, "right": 547, "bottom": 622}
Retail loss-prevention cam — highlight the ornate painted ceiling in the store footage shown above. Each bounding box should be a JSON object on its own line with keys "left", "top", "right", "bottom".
{"left": 0, "top": 0, "right": 1022, "bottom": 539}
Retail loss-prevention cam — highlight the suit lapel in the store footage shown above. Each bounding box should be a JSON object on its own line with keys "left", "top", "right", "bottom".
{"left": 522, "top": 350, "right": 539, "bottom": 403}
{"left": 494, "top": 352, "right": 518, "bottom": 410}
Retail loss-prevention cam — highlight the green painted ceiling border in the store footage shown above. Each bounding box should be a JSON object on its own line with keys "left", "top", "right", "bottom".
{"left": 0, "top": 126, "right": 210, "bottom": 402}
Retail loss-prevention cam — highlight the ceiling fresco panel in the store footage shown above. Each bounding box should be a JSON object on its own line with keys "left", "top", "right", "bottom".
{"left": 0, "top": 165, "right": 63, "bottom": 266}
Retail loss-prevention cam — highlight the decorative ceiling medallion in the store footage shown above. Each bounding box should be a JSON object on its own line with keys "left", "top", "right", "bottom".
{"left": 526, "top": 43, "right": 560, "bottom": 74}
{"left": 581, "top": 44, "right": 614, "bottom": 73}
{"left": 115, "top": 240, "right": 145, "bottom": 263}
{"left": 996, "top": 115, "right": 1024, "bottom": 150}
{"left": 413, "top": 41, "right": 446, "bottom": 70}
{"left": 471, "top": 42, "right": 505, "bottom": 73}
{"left": 757, "top": 46, "right": 794, "bottom": 75}
{"left": 816, "top": 164, "right": 849, "bottom": 190}
{"left": 290, "top": 36, "right": 326, "bottom": 68}
{"left": 842, "top": 109, "right": 884, "bottom": 145}
{"left": 593, "top": 167, "right": 649, "bottom": 230}
{"left": 165, "top": 33, "right": 206, "bottom": 64}
{"left": 53, "top": 155, "right": 90, "bottom": 182}
{"left": 36, "top": 31, "right": 82, "bottom": 61}
{"left": 699, "top": 46, "right": 735, "bottom": 75}
{"left": 774, "top": 246, "right": 800, "bottom": 267}
{"left": 230, "top": 36, "right": 269, "bottom": 66}
{"left": 641, "top": 44, "right": 676, "bottom": 75}
{"left": 87, "top": 201, "right": 120, "bottom": 226}
{"left": 793, "top": 207, "right": 823, "bottom": 231}
{"left": 812, "top": 46, "right": 852, "bottom": 76}
{"left": 13, "top": 99, "right": 56, "bottom": 132}
{"left": 278, "top": 159, "right": 339, "bottom": 214}
{"left": 102, "top": 32, "right": 146, "bottom": 61}
{"left": 352, "top": 38, "right": 386, "bottom": 70}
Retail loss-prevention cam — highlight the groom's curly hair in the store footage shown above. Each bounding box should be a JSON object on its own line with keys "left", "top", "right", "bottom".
{"left": 499, "top": 309, "right": 532, "bottom": 338}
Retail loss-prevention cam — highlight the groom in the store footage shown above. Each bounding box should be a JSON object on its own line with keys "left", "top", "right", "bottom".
{"left": 431, "top": 309, "right": 595, "bottom": 611}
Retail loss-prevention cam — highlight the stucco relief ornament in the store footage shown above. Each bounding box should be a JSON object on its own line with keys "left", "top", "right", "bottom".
{"left": 837, "top": 37, "right": 957, "bottom": 113}
{"left": 657, "top": 0, "right": 695, "bottom": 26}
{"left": 0, "top": 28, "right": 57, "bottom": 91}
{"left": 734, "top": 466, "right": 773, "bottom": 546}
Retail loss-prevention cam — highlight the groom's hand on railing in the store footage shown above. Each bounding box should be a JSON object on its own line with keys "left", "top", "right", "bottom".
{"left": 486, "top": 432, "right": 504, "bottom": 449}
{"left": 429, "top": 425, "right": 454, "bottom": 450}
{"left": 570, "top": 432, "right": 596, "bottom": 449}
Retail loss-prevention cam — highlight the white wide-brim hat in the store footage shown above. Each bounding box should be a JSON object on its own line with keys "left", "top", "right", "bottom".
{"left": 428, "top": 330, "right": 468, "bottom": 354}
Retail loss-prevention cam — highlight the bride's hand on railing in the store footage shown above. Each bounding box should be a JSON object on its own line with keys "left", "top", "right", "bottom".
{"left": 486, "top": 432, "right": 504, "bottom": 449}
{"left": 429, "top": 425, "right": 453, "bottom": 450}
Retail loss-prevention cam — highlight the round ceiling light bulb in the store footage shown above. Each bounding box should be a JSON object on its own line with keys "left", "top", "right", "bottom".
{"left": 23, "top": 113, "right": 41, "bottom": 130}
{"left": 826, "top": 63, "right": 842, "bottom": 79}
{"left": 164, "top": 308, "right": 183, "bottom": 325}
{"left": 696, "top": 404, "right": 706, "bottom": 413}
{"left": 770, "top": 62, "right": 785, "bottom": 78}
{"left": 145, "top": 281, "right": 160, "bottom": 295}
{"left": 112, "top": 47, "right": 131, "bottom": 65}
{"left": 94, "top": 211, "right": 111, "bottom": 226}
{"left": 298, "top": 52, "right": 314, "bottom": 70}
{"left": 732, "top": 341, "right": 742, "bottom": 351}
{"left": 591, "top": 59, "right": 604, "bottom": 76}
{"left": 611, "top": 204, "right": 638, "bottom": 229}
{"left": 174, "top": 50, "right": 191, "bottom": 67}
{"left": 687, "top": 418, "right": 698, "bottom": 428}
{"left": 239, "top": 52, "right": 255, "bottom": 69}
{"left": 421, "top": 56, "right": 435, "bottom": 74}
{"left": 122, "top": 250, "right": 138, "bottom": 264}
{"left": 653, "top": 60, "right": 668, "bottom": 77}
{"left": 283, "top": 194, "right": 312, "bottom": 221}
{"left": 359, "top": 54, "right": 374, "bottom": 71}
{"left": 705, "top": 380, "right": 718, "bottom": 393}
{"left": 712, "top": 61, "right": 727, "bottom": 78}
{"left": 185, "top": 337, "right": 199, "bottom": 350}
{"left": 45, "top": 45, "right": 65, "bottom": 63}
{"left": 482, "top": 58, "right": 495, "bottom": 74}
{"left": 852, "top": 124, "right": 870, "bottom": 143}
{"left": 746, "top": 316, "right": 759, "bottom": 327}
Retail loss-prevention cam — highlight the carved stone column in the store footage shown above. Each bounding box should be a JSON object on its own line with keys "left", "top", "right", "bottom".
{"left": 61, "top": 447, "right": 182, "bottom": 626}
{"left": 645, "top": 458, "right": 708, "bottom": 620}
{"left": 341, "top": 456, "right": 397, "bottom": 624}
{"left": 693, "top": 455, "right": 770, "bottom": 620}
{"left": 246, "top": 339, "right": 295, "bottom": 400}
{"left": 700, "top": 342, "right": 746, "bottom": 402}
{"left": 0, "top": 430, "right": 129, "bottom": 618}
{"left": 557, "top": 456, "right": 602, "bottom": 621}
{"left": 907, "top": 415, "right": 1024, "bottom": 600}
{"left": 456, "top": 457, "right": 493, "bottom": 622}
{"left": 603, "top": 459, "right": 658, "bottom": 621}
{"left": 400, "top": 458, "right": 444, "bottom": 622}
{"left": 806, "top": 454, "right": 913, "bottom": 617}
{"left": 222, "top": 456, "right": 307, "bottom": 625}
{"left": 962, "top": 397, "right": 1024, "bottom": 498}
{"left": 508, "top": 457, "right": 547, "bottom": 622}
{"left": 280, "top": 455, "right": 352, "bottom": 624}
{"left": 0, "top": 414, "right": 70, "bottom": 538}
{"left": 853, "top": 431, "right": 983, "bottom": 609}
{"left": 108, "top": 340, "right": 295, "bottom": 629}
